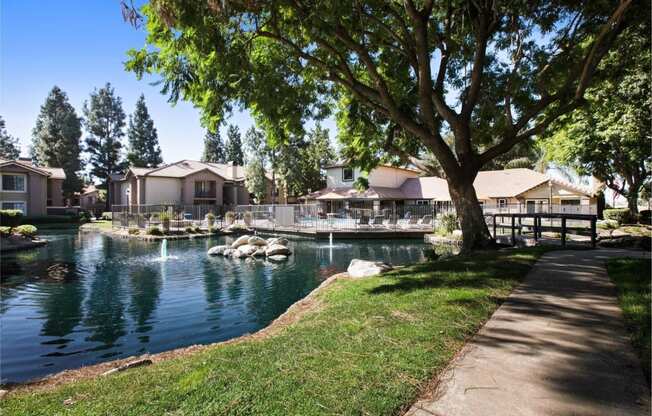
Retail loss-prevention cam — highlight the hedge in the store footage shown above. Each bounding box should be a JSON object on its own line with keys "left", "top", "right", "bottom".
{"left": 0, "top": 210, "right": 24, "bottom": 227}
{"left": 14, "top": 224, "right": 38, "bottom": 238}
{"left": 0, "top": 226, "right": 11, "bottom": 237}
{"left": 603, "top": 208, "right": 633, "bottom": 225}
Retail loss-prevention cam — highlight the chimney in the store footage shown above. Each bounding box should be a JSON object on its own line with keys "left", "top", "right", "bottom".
{"left": 228, "top": 161, "right": 237, "bottom": 180}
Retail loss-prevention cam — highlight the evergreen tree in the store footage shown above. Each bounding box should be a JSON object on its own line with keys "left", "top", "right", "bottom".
{"left": 0, "top": 116, "right": 21, "bottom": 160}
{"left": 126, "top": 94, "right": 162, "bottom": 168}
{"left": 31, "top": 86, "right": 83, "bottom": 197}
{"left": 201, "top": 127, "right": 225, "bottom": 163}
{"left": 243, "top": 126, "right": 269, "bottom": 203}
{"left": 83, "top": 83, "right": 126, "bottom": 209}
{"left": 224, "top": 124, "right": 244, "bottom": 165}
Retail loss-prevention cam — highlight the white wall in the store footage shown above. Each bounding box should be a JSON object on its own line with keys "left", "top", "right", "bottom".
{"left": 120, "top": 182, "right": 129, "bottom": 205}
{"left": 326, "top": 167, "right": 361, "bottom": 187}
{"left": 145, "top": 177, "right": 182, "bottom": 204}
{"left": 367, "top": 167, "right": 418, "bottom": 188}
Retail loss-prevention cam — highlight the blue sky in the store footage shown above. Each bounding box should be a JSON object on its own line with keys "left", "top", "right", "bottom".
{"left": 0, "top": 0, "right": 335, "bottom": 162}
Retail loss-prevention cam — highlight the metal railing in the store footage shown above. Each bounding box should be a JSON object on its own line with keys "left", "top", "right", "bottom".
{"left": 111, "top": 204, "right": 232, "bottom": 231}
{"left": 435, "top": 203, "right": 597, "bottom": 216}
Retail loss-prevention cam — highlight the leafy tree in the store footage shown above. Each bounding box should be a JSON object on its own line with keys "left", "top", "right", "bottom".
{"left": 126, "top": 94, "right": 163, "bottom": 168}
{"left": 125, "top": 1, "right": 636, "bottom": 251}
{"left": 0, "top": 115, "right": 21, "bottom": 160}
{"left": 84, "top": 83, "right": 127, "bottom": 209}
{"left": 243, "top": 126, "right": 271, "bottom": 203}
{"left": 299, "top": 124, "right": 335, "bottom": 194}
{"left": 543, "top": 23, "right": 651, "bottom": 214}
{"left": 224, "top": 124, "right": 244, "bottom": 165}
{"left": 31, "top": 86, "right": 83, "bottom": 197}
{"left": 201, "top": 127, "right": 225, "bottom": 163}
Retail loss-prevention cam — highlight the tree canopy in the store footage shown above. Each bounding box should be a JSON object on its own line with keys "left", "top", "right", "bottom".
{"left": 31, "top": 86, "right": 84, "bottom": 197}
{"left": 125, "top": 0, "right": 638, "bottom": 250}
{"left": 0, "top": 116, "right": 21, "bottom": 160}
{"left": 84, "top": 83, "right": 127, "bottom": 203}
{"left": 201, "top": 127, "right": 226, "bottom": 163}
{"left": 126, "top": 94, "right": 163, "bottom": 168}
{"left": 543, "top": 22, "right": 651, "bottom": 213}
{"left": 224, "top": 124, "right": 244, "bottom": 165}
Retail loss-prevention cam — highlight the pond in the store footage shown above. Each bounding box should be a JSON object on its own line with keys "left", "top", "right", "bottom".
{"left": 0, "top": 230, "right": 426, "bottom": 384}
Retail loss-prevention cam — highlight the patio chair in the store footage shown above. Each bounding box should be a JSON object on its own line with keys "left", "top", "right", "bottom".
{"left": 371, "top": 215, "right": 385, "bottom": 229}
{"left": 402, "top": 215, "right": 419, "bottom": 229}
{"left": 357, "top": 215, "right": 371, "bottom": 228}
{"left": 386, "top": 215, "right": 398, "bottom": 229}
{"left": 419, "top": 215, "right": 433, "bottom": 229}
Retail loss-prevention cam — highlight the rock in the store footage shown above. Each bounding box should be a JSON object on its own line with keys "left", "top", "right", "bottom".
{"left": 222, "top": 248, "right": 236, "bottom": 257}
{"left": 0, "top": 389, "right": 7, "bottom": 399}
{"left": 267, "top": 254, "right": 288, "bottom": 262}
{"left": 267, "top": 237, "right": 289, "bottom": 246}
{"left": 231, "top": 235, "right": 251, "bottom": 249}
{"left": 266, "top": 244, "right": 291, "bottom": 256}
{"left": 231, "top": 249, "right": 248, "bottom": 258}
{"left": 253, "top": 248, "right": 266, "bottom": 257}
{"left": 207, "top": 245, "right": 229, "bottom": 256}
{"left": 248, "top": 236, "right": 268, "bottom": 246}
{"left": 102, "top": 357, "right": 152, "bottom": 376}
{"left": 347, "top": 259, "right": 393, "bottom": 278}
{"left": 237, "top": 244, "right": 258, "bottom": 256}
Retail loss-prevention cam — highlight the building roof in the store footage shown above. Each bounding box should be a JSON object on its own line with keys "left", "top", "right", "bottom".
{"left": 307, "top": 168, "right": 592, "bottom": 201}
{"left": 116, "top": 160, "right": 273, "bottom": 182}
{"left": 324, "top": 161, "right": 420, "bottom": 174}
{"left": 0, "top": 158, "right": 66, "bottom": 179}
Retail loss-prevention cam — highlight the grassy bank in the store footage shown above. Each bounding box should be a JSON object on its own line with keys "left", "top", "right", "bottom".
{"left": 4, "top": 248, "right": 547, "bottom": 415}
{"left": 607, "top": 257, "right": 651, "bottom": 385}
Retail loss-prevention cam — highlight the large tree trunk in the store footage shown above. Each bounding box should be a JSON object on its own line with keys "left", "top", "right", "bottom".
{"left": 447, "top": 176, "right": 494, "bottom": 252}
{"left": 627, "top": 191, "right": 639, "bottom": 215}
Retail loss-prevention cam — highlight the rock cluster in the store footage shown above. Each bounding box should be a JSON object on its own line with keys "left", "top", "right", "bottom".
{"left": 208, "top": 235, "right": 291, "bottom": 260}
{"left": 347, "top": 259, "right": 393, "bottom": 278}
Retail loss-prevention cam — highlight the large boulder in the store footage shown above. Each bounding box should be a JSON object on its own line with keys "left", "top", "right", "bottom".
{"left": 267, "top": 237, "right": 289, "bottom": 247}
{"left": 266, "top": 244, "right": 291, "bottom": 256}
{"left": 267, "top": 254, "right": 288, "bottom": 262}
{"left": 347, "top": 259, "right": 393, "bottom": 278}
{"left": 222, "top": 248, "right": 236, "bottom": 257}
{"left": 248, "top": 236, "right": 268, "bottom": 246}
{"left": 207, "top": 245, "right": 229, "bottom": 256}
{"left": 237, "top": 244, "right": 258, "bottom": 256}
{"left": 231, "top": 249, "right": 248, "bottom": 259}
{"left": 253, "top": 248, "right": 266, "bottom": 257}
{"left": 231, "top": 235, "right": 251, "bottom": 249}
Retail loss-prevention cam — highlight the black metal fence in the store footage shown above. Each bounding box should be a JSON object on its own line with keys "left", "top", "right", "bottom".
{"left": 111, "top": 204, "right": 232, "bottom": 231}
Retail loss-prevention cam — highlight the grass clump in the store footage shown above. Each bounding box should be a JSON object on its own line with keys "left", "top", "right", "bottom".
{"left": 146, "top": 226, "right": 164, "bottom": 236}
{"left": 607, "top": 257, "right": 651, "bottom": 385}
{"left": 4, "top": 248, "right": 548, "bottom": 415}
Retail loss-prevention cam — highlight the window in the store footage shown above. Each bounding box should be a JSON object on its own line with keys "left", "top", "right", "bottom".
{"left": 1, "top": 174, "right": 26, "bottom": 192}
{"left": 561, "top": 199, "right": 580, "bottom": 206}
{"left": 1, "top": 201, "right": 26, "bottom": 214}
{"left": 342, "top": 167, "right": 354, "bottom": 182}
{"left": 416, "top": 200, "right": 430, "bottom": 205}
{"left": 194, "top": 181, "right": 215, "bottom": 197}
{"left": 498, "top": 198, "right": 507, "bottom": 208}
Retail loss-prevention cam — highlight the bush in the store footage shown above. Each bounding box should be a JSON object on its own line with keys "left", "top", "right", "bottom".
{"left": 209, "top": 226, "right": 220, "bottom": 233}
{"left": 225, "top": 211, "right": 235, "bottom": 224}
{"left": 77, "top": 211, "right": 91, "bottom": 224}
{"left": 193, "top": 225, "right": 202, "bottom": 233}
{"left": 185, "top": 226, "right": 195, "bottom": 234}
{"left": 604, "top": 208, "right": 633, "bottom": 225}
{"left": 14, "top": 224, "right": 38, "bottom": 238}
{"left": 128, "top": 227, "right": 140, "bottom": 235}
{"left": 0, "top": 210, "right": 23, "bottom": 227}
{"left": 0, "top": 226, "right": 11, "bottom": 237}
{"left": 639, "top": 210, "right": 651, "bottom": 225}
{"left": 146, "top": 226, "right": 163, "bottom": 236}
{"left": 597, "top": 219, "right": 619, "bottom": 230}
{"left": 437, "top": 213, "right": 459, "bottom": 235}
{"left": 101, "top": 212, "right": 112, "bottom": 220}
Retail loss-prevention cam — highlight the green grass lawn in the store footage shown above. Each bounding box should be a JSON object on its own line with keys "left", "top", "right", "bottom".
{"left": 79, "top": 220, "right": 113, "bottom": 231}
{"left": 607, "top": 257, "right": 651, "bottom": 385}
{"left": 3, "top": 248, "right": 548, "bottom": 416}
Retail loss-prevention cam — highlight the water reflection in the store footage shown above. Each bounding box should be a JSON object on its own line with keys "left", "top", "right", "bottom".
{"left": 1, "top": 231, "right": 425, "bottom": 383}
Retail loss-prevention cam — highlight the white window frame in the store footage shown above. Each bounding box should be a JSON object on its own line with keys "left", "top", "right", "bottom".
{"left": 342, "top": 167, "right": 354, "bottom": 182}
{"left": 1, "top": 201, "right": 27, "bottom": 214}
{"left": 498, "top": 198, "right": 507, "bottom": 208}
{"left": 416, "top": 199, "right": 430, "bottom": 205}
{"left": 1, "top": 173, "right": 27, "bottom": 192}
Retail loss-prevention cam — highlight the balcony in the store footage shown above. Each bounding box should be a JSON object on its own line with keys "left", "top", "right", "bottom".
{"left": 194, "top": 191, "right": 217, "bottom": 198}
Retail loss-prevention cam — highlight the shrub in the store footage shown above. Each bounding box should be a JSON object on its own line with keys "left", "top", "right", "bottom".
{"left": 604, "top": 208, "right": 632, "bottom": 225}
{"left": 639, "top": 210, "right": 651, "bottom": 225}
{"left": 225, "top": 211, "right": 235, "bottom": 225}
{"left": 209, "top": 226, "right": 220, "bottom": 233}
{"left": 0, "top": 210, "right": 23, "bottom": 227}
{"left": 206, "top": 212, "right": 216, "bottom": 228}
{"left": 0, "top": 226, "right": 11, "bottom": 237}
{"left": 185, "top": 226, "right": 195, "bottom": 234}
{"left": 101, "top": 212, "right": 112, "bottom": 220}
{"left": 77, "top": 211, "right": 91, "bottom": 224}
{"left": 437, "top": 213, "right": 459, "bottom": 235}
{"left": 597, "top": 219, "right": 619, "bottom": 230}
{"left": 243, "top": 211, "right": 253, "bottom": 225}
{"left": 128, "top": 227, "right": 140, "bottom": 235}
{"left": 14, "top": 224, "right": 38, "bottom": 238}
{"left": 147, "top": 226, "right": 163, "bottom": 236}
{"left": 159, "top": 211, "right": 172, "bottom": 232}
{"left": 193, "top": 225, "right": 202, "bottom": 233}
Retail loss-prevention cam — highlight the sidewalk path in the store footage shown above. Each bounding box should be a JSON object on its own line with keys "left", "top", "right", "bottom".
{"left": 406, "top": 249, "right": 650, "bottom": 416}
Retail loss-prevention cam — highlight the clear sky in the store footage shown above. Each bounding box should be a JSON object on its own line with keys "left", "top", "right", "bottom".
{"left": 0, "top": 0, "right": 335, "bottom": 162}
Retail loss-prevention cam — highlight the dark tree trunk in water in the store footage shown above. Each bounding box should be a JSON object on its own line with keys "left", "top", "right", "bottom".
{"left": 447, "top": 177, "right": 494, "bottom": 252}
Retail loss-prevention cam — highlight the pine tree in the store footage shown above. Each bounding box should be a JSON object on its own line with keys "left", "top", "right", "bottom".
{"left": 224, "top": 124, "right": 244, "bottom": 165}
{"left": 201, "top": 127, "right": 225, "bottom": 163}
{"left": 126, "top": 94, "right": 163, "bottom": 168}
{"left": 243, "top": 126, "right": 269, "bottom": 202}
{"left": 0, "top": 116, "right": 21, "bottom": 160}
{"left": 83, "top": 83, "right": 126, "bottom": 208}
{"left": 31, "top": 86, "right": 83, "bottom": 197}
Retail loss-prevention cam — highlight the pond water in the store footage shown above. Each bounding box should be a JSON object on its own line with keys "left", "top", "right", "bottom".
{"left": 0, "top": 230, "right": 426, "bottom": 384}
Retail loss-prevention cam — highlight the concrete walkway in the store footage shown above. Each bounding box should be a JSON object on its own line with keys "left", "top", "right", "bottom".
{"left": 406, "top": 249, "right": 650, "bottom": 416}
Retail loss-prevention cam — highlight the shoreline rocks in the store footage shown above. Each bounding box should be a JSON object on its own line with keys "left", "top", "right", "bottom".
{"left": 208, "top": 235, "right": 292, "bottom": 261}
{"left": 347, "top": 259, "right": 393, "bottom": 278}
